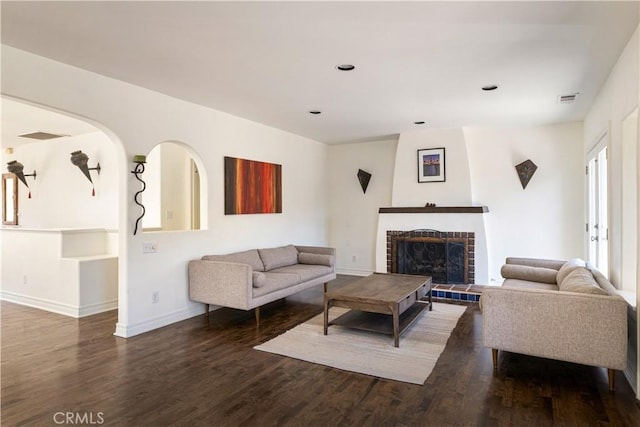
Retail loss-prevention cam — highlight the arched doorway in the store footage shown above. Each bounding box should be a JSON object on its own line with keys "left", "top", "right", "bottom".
{"left": 0, "top": 96, "right": 127, "bottom": 330}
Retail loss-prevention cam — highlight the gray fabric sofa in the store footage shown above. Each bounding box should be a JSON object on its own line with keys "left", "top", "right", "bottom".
{"left": 481, "top": 257, "right": 627, "bottom": 390}
{"left": 188, "top": 244, "right": 336, "bottom": 324}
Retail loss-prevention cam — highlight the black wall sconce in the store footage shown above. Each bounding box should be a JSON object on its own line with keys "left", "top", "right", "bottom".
{"left": 515, "top": 159, "right": 537, "bottom": 190}
{"left": 6, "top": 160, "right": 36, "bottom": 198}
{"left": 70, "top": 150, "right": 101, "bottom": 196}
{"left": 131, "top": 155, "right": 147, "bottom": 235}
{"left": 357, "top": 169, "right": 372, "bottom": 194}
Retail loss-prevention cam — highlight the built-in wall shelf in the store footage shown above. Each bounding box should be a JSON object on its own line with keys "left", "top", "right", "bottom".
{"left": 379, "top": 206, "right": 489, "bottom": 214}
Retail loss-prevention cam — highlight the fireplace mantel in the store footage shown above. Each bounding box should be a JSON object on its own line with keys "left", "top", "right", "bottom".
{"left": 379, "top": 206, "right": 488, "bottom": 214}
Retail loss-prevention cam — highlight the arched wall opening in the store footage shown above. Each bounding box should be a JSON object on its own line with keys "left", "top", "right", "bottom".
{"left": 141, "top": 141, "right": 208, "bottom": 232}
{"left": 0, "top": 95, "right": 128, "bottom": 328}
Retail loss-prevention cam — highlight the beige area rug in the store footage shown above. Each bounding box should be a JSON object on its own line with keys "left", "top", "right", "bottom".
{"left": 254, "top": 302, "right": 467, "bottom": 385}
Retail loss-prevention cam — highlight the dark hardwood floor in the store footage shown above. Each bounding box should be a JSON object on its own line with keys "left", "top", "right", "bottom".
{"left": 2, "top": 275, "right": 640, "bottom": 426}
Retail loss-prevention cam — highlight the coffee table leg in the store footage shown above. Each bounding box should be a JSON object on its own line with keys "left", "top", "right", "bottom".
{"left": 429, "top": 283, "right": 433, "bottom": 311}
{"left": 323, "top": 299, "right": 330, "bottom": 335}
{"left": 392, "top": 304, "right": 400, "bottom": 347}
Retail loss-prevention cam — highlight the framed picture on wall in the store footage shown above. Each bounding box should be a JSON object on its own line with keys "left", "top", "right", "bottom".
{"left": 224, "top": 156, "right": 282, "bottom": 215}
{"left": 417, "top": 148, "right": 446, "bottom": 183}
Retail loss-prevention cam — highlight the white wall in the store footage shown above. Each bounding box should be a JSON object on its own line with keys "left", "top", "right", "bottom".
{"left": 1, "top": 46, "right": 329, "bottom": 337}
{"left": 328, "top": 139, "right": 397, "bottom": 275}
{"left": 622, "top": 109, "right": 638, "bottom": 292}
{"left": 3, "top": 131, "right": 118, "bottom": 229}
{"left": 392, "top": 128, "right": 472, "bottom": 206}
{"left": 464, "top": 123, "right": 584, "bottom": 280}
{"left": 160, "top": 142, "right": 191, "bottom": 231}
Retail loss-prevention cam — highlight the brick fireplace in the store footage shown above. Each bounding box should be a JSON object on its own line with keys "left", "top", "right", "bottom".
{"left": 375, "top": 205, "right": 489, "bottom": 285}
{"left": 386, "top": 230, "right": 475, "bottom": 284}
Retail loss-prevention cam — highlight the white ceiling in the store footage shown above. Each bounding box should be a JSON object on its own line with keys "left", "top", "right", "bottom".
{"left": 1, "top": 99, "right": 99, "bottom": 148}
{"left": 1, "top": 1, "right": 638, "bottom": 144}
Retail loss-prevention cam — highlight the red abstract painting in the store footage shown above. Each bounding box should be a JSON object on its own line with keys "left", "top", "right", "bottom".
{"left": 224, "top": 156, "right": 282, "bottom": 215}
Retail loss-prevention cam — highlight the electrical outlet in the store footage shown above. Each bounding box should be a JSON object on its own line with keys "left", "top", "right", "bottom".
{"left": 23, "top": 275, "right": 27, "bottom": 284}
{"left": 152, "top": 291, "right": 159, "bottom": 303}
{"left": 352, "top": 255, "right": 356, "bottom": 262}
{"left": 143, "top": 242, "right": 158, "bottom": 254}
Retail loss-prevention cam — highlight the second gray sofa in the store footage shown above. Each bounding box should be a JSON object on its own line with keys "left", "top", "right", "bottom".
{"left": 481, "top": 257, "right": 627, "bottom": 391}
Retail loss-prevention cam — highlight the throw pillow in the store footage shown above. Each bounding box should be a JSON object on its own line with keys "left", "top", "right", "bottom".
{"left": 559, "top": 267, "right": 607, "bottom": 295}
{"left": 202, "top": 249, "right": 265, "bottom": 272}
{"left": 258, "top": 245, "right": 299, "bottom": 271}
{"left": 252, "top": 272, "right": 266, "bottom": 288}
{"left": 500, "top": 264, "right": 558, "bottom": 284}
{"left": 298, "top": 252, "right": 335, "bottom": 267}
{"left": 555, "top": 258, "right": 586, "bottom": 284}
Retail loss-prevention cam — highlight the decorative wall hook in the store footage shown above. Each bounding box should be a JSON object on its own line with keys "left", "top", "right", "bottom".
{"left": 131, "top": 155, "right": 147, "bottom": 235}
{"left": 6, "top": 160, "right": 36, "bottom": 198}
{"left": 70, "top": 150, "right": 101, "bottom": 196}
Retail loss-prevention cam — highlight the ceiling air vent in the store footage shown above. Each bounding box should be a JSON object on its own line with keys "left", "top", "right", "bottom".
{"left": 18, "top": 131, "right": 68, "bottom": 140}
{"left": 558, "top": 93, "right": 580, "bottom": 104}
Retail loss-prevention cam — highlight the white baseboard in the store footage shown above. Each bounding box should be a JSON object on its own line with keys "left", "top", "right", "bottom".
{"left": 1, "top": 290, "right": 78, "bottom": 317}
{"left": 113, "top": 305, "right": 204, "bottom": 338}
{"left": 78, "top": 299, "right": 118, "bottom": 317}
{"left": 1, "top": 290, "right": 117, "bottom": 318}
{"left": 336, "top": 268, "right": 373, "bottom": 277}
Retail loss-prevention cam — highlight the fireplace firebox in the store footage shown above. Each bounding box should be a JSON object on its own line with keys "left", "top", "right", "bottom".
{"left": 387, "top": 230, "right": 475, "bottom": 284}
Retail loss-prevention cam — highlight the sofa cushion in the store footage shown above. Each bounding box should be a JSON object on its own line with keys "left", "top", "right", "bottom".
{"left": 258, "top": 245, "right": 299, "bottom": 271}
{"left": 559, "top": 267, "right": 607, "bottom": 295}
{"left": 202, "top": 249, "right": 264, "bottom": 272}
{"left": 269, "top": 264, "right": 334, "bottom": 282}
{"left": 556, "top": 258, "right": 586, "bottom": 284}
{"left": 500, "top": 264, "right": 557, "bottom": 284}
{"left": 252, "top": 272, "right": 266, "bottom": 288}
{"left": 298, "top": 252, "right": 335, "bottom": 267}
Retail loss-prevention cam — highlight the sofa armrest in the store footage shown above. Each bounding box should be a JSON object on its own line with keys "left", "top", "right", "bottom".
{"left": 505, "top": 257, "right": 565, "bottom": 271}
{"left": 481, "top": 286, "right": 627, "bottom": 370}
{"left": 296, "top": 246, "right": 336, "bottom": 271}
{"left": 188, "top": 260, "right": 252, "bottom": 310}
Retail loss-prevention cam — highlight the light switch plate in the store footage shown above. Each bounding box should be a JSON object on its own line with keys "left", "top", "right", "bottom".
{"left": 143, "top": 242, "right": 158, "bottom": 254}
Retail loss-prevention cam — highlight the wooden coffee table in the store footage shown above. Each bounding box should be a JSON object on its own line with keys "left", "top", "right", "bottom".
{"left": 323, "top": 273, "right": 432, "bottom": 347}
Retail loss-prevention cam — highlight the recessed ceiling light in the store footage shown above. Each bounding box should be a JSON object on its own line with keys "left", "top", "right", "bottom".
{"left": 414, "top": 121, "right": 425, "bottom": 125}
{"left": 482, "top": 85, "right": 498, "bottom": 91}
{"left": 335, "top": 64, "right": 355, "bottom": 71}
{"left": 308, "top": 110, "right": 322, "bottom": 115}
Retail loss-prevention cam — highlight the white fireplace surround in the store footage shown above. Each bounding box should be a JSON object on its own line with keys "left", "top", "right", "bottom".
{"left": 376, "top": 211, "right": 489, "bottom": 285}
